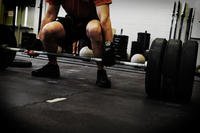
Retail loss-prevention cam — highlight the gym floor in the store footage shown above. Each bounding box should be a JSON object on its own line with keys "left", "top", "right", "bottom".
{"left": 0, "top": 54, "right": 200, "bottom": 133}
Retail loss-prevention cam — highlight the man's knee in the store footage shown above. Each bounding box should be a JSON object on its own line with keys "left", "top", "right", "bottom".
{"left": 86, "top": 20, "right": 102, "bottom": 40}
{"left": 40, "top": 24, "right": 53, "bottom": 41}
{"left": 39, "top": 22, "right": 65, "bottom": 41}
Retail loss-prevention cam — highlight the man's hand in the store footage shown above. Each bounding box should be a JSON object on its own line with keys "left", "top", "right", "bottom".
{"left": 102, "top": 41, "right": 115, "bottom": 66}
{"left": 26, "top": 39, "right": 43, "bottom": 58}
{"left": 25, "top": 50, "right": 40, "bottom": 58}
{"left": 30, "top": 39, "right": 44, "bottom": 51}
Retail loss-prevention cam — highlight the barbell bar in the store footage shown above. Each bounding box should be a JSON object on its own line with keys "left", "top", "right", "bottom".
{"left": 1, "top": 44, "right": 147, "bottom": 69}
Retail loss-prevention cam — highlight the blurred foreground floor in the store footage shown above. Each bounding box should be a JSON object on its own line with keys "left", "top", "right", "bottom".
{"left": 0, "top": 55, "right": 200, "bottom": 133}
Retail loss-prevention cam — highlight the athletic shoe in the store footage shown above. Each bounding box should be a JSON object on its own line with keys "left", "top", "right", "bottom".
{"left": 32, "top": 63, "right": 60, "bottom": 78}
{"left": 96, "top": 69, "right": 111, "bottom": 88}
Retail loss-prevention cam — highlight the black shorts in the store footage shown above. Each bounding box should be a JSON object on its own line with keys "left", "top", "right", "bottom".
{"left": 56, "top": 14, "right": 98, "bottom": 52}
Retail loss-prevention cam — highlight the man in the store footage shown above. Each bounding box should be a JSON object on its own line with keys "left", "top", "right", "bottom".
{"left": 31, "top": 0, "right": 115, "bottom": 88}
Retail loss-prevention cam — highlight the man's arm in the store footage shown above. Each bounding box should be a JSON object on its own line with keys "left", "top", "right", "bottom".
{"left": 27, "top": 3, "right": 60, "bottom": 57}
{"left": 96, "top": 4, "right": 113, "bottom": 42}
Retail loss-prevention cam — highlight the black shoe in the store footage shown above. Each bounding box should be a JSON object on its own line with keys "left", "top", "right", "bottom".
{"left": 32, "top": 63, "right": 60, "bottom": 78}
{"left": 96, "top": 69, "right": 111, "bottom": 88}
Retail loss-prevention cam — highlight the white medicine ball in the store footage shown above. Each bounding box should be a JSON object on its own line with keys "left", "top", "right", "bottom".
{"left": 131, "top": 54, "right": 145, "bottom": 64}
{"left": 79, "top": 46, "right": 94, "bottom": 58}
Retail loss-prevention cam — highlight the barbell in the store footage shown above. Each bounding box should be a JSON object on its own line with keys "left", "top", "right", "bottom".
{"left": 2, "top": 45, "right": 147, "bottom": 68}
{"left": 0, "top": 24, "right": 199, "bottom": 103}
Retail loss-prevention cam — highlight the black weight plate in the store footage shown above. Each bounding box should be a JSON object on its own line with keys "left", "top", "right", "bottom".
{"left": 0, "top": 24, "right": 17, "bottom": 70}
{"left": 176, "top": 40, "right": 198, "bottom": 103}
{"left": 145, "top": 38, "right": 167, "bottom": 98}
{"left": 161, "top": 39, "right": 182, "bottom": 101}
{"left": 137, "top": 32, "right": 151, "bottom": 51}
{"left": 113, "top": 35, "right": 129, "bottom": 61}
{"left": 130, "top": 41, "right": 143, "bottom": 57}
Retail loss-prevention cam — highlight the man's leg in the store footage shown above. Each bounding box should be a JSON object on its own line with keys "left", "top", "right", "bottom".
{"left": 32, "top": 21, "right": 65, "bottom": 78}
{"left": 86, "top": 20, "right": 104, "bottom": 69}
{"left": 86, "top": 20, "right": 111, "bottom": 88}
{"left": 39, "top": 21, "right": 65, "bottom": 64}
{"left": 72, "top": 41, "right": 79, "bottom": 56}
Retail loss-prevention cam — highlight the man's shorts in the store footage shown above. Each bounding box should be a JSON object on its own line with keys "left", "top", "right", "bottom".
{"left": 56, "top": 14, "right": 98, "bottom": 53}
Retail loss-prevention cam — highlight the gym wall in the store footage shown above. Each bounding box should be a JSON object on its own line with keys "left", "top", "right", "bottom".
{"left": 191, "top": 0, "right": 200, "bottom": 66}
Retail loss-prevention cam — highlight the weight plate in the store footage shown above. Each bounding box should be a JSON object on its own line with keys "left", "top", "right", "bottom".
{"left": 137, "top": 32, "right": 151, "bottom": 51}
{"left": 176, "top": 40, "right": 198, "bottom": 103}
{"left": 0, "top": 25, "right": 17, "bottom": 70}
{"left": 161, "top": 39, "right": 182, "bottom": 102}
{"left": 113, "top": 35, "right": 129, "bottom": 61}
{"left": 145, "top": 38, "right": 167, "bottom": 98}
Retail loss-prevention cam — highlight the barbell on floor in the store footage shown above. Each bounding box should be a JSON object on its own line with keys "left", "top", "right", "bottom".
{"left": 2, "top": 45, "right": 147, "bottom": 69}
{"left": 0, "top": 24, "right": 199, "bottom": 103}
